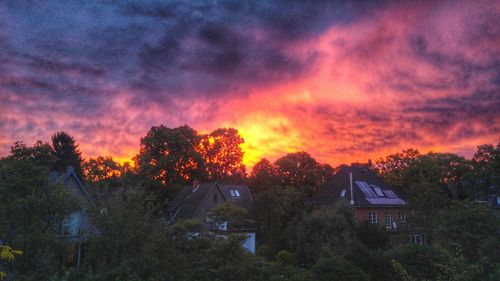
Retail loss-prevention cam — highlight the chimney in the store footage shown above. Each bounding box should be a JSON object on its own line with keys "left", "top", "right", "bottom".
{"left": 349, "top": 172, "right": 354, "bottom": 205}
{"left": 192, "top": 180, "right": 200, "bottom": 192}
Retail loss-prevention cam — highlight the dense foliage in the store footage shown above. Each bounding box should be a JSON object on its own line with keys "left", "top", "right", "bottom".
{"left": 1, "top": 129, "right": 499, "bottom": 281}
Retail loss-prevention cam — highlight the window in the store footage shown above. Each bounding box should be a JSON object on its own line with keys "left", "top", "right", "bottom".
{"left": 385, "top": 212, "right": 392, "bottom": 229}
{"left": 61, "top": 211, "right": 81, "bottom": 237}
{"left": 229, "top": 189, "right": 240, "bottom": 197}
{"left": 410, "top": 233, "right": 424, "bottom": 245}
{"left": 368, "top": 212, "right": 377, "bottom": 224}
{"left": 398, "top": 211, "right": 406, "bottom": 223}
{"left": 340, "top": 189, "right": 346, "bottom": 197}
{"left": 213, "top": 194, "right": 218, "bottom": 203}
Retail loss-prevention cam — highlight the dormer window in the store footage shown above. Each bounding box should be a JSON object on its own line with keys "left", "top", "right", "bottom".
{"left": 229, "top": 189, "right": 240, "bottom": 197}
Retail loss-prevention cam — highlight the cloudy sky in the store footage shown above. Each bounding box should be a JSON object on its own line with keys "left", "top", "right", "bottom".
{"left": 1, "top": 0, "right": 499, "bottom": 167}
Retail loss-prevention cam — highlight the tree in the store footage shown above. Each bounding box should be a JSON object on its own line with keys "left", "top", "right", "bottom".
{"left": 83, "top": 156, "right": 123, "bottom": 187}
{"left": 85, "top": 185, "right": 172, "bottom": 280}
{"left": 274, "top": 152, "right": 333, "bottom": 194}
{"left": 85, "top": 184, "right": 262, "bottom": 281}
{"left": 294, "top": 204, "right": 357, "bottom": 266}
{"left": 9, "top": 141, "right": 55, "bottom": 167}
{"left": 199, "top": 128, "right": 246, "bottom": 183}
{"left": 0, "top": 245, "right": 22, "bottom": 280}
{"left": 472, "top": 143, "right": 500, "bottom": 196}
{"left": 390, "top": 243, "right": 499, "bottom": 281}
{"left": 258, "top": 260, "right": 316, "bottom": 281}
{"left": 51, "top": 131, "right": 84, "bottom": 179}
{"left": 378, "top": 149, "right": 473, "bottom": 201}
{"left": 134, "top": 125, "right": 205, "bottom": 198}
{"left": 251, "top": 187, "right": 305, "bottom": 259}
{"left": 356, "top": 220, "right": 389, "bottom": 250}
{"left": 248, "top": 158, "right": 277, "bottom": 195}
{"left": 311, "top": 253, "right": 370, "bottom": 281}
{"left": 209, "top": 201, "right": 248, "bottom": 229}
{"left": 403, "top": 152, "right": 472, "bottom": 188}
{"left": 375, "top": 148, "right": 420, "bottom": 186}
{"left": 0, "top": 145, "right": 74, "bottom": 279}
{"left": 433, "top": 201, "right": 500, "bottom": 264}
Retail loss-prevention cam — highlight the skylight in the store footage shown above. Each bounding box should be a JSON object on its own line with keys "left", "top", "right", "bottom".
{"left": 229, "top": 189, "right": 241, "bottom": 197}
{"left": 383, "top": 190, "right": 398, "bottom": 199}
{"left": 355, "top": 181, "right": 377, "bottom": 198}
{"left": 371, "top": 185, "right": 385, "bottom": 197}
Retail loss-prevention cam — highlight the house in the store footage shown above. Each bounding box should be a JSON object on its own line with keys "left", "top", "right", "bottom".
{"left": 49, "top": 166, "right": 95, "bottom": 268}
{"left": 473, "top": 185, "right": 500, "bottom": 217}
{"left": 311, "top": 164, "right": 411, "bottom": 239}
{"left": 168, "top": 181, "right": 256, "bottom": 253}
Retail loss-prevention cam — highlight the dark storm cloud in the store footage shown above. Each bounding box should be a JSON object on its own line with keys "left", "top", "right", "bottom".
{"left": 0, "top": 0, "right": 387, "bottom": 105}
{"left": 129, "top": 0, "right": 384, "bottom": 97}
{"left": 1, "top": 0, "right": 499, "bottom": 165}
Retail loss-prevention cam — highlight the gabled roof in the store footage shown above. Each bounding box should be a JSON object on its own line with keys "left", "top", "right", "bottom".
{"left": 311, "top": 165, "right": 408, "bottom": 208}
{"left": 49, "top": 166, "right": 86, "bottom": 196}
{"left": 169, "top": 183, "right": 217, "bottom": 222}
{"left": 169, "top": 183, "right": 252, "bottom": 223}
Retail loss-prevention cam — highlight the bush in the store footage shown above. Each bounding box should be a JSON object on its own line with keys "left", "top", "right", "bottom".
{"left": 312, "top": 254, "right": 370, "bottom": 281}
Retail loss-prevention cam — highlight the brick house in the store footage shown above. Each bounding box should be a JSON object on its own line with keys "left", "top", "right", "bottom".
{"left": 311, "top": 164, "right": 411, "bottom": 237}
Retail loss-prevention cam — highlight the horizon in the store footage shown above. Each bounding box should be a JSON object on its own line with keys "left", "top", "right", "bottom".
{"left": 1, "top": 1, "right": 499, "bottom": 169}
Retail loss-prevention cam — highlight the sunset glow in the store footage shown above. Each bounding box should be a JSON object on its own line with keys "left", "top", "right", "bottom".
{"left": 1, "top": 0, "right": 499, "bottom": 169}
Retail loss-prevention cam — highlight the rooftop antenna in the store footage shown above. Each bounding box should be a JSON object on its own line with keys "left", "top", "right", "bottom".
{"left": 349, "top": 172, "right": 354, "bottom": 205}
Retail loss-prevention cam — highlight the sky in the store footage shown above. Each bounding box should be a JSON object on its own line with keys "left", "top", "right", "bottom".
{"left": 0, "top": 0, "right": 499, "bottom": 168}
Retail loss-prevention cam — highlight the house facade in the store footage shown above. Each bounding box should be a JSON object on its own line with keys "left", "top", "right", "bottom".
{"left": 169, "top": 181, "right": 256, "bottom": 253}
{"left": 311, "top": 164, "right": 410, "bottom": 237}
{"left": 49, "top": 166, "right": 95, "bottom": 268}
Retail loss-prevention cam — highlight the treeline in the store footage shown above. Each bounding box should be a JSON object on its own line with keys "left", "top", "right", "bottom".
{"left": 0, "top": 125, "right": 499, "bottom": 281}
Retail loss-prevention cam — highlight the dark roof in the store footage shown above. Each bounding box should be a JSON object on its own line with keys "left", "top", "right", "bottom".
{"left": 169, "top": 183, "right": 252, "bottom": 223}
{"left": 311, "top": 165, "right": 408, "bottom": 208}
{"left": 169, "top": 183, "right": 217, "bottom": 222}
{"left": 49, "top": 166, "right": 86, "bottom": 195}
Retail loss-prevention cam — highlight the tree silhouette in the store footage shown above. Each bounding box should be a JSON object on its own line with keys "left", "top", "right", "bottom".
{"left": 198, "top": 128, "right": 246, "bottom": 183}
{"left": 83, "top": 156, "right": 123, "bottom": 186}
{"left": 274, "top": 152, "right": 334, "bottom": 194}
{"left": 134, "top": 125, "right": 205, "bottom": 195}
{"left": 248, "top": 158, "right": 277, "bottom": 195}
{"left": 51, "top": 131, "right": 84, "bottom": 179}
